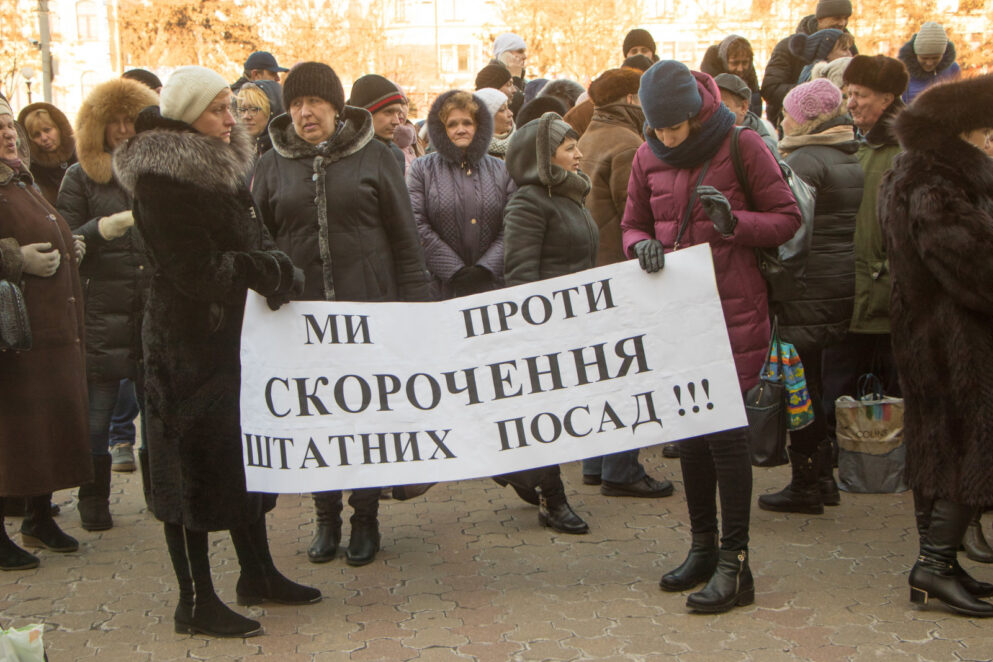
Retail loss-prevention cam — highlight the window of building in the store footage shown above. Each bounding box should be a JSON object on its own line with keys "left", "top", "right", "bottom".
{"left": 457, "top": 44, "right": 470, "bottom": 72}
{"left": 76, "top": 1, "right": 98, "bottom": 41}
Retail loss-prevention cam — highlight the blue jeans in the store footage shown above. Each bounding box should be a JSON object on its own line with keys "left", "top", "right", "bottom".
{"left": 109, "top": 379, "right": 139, "bottom": 447}
{"left": 582, "top": 449, "right": 645, "bottom": 484}
{"left": 679, "top": 427, "right": 752, "bottom": 551}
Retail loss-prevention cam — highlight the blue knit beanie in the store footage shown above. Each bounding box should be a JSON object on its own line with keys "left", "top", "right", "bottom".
{"left": 639, "top": 61, "right": 702, "bottom": 129}
{"left": 789, "top": 29, "right": 844, "bottom": 64}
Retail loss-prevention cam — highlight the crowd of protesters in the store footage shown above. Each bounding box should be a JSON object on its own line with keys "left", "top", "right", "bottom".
{"left": 2, "top": 0, "right": 993, "bottom": 637}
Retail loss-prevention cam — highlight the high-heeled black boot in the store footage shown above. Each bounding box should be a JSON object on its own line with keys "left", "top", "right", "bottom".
{"left": 307, "top": 491, "right": 342, "bottom": 563}
{"left": 913, "top": 490, "right": 993, "bottom": 598}
{"left": 685, "top": 549, "right": 754, "bottom": 613}
{"left": 231, "top": 516, "right": 321, "bottom": 606}
{"left": 909, "top": 499, "right": 993, "bottom": 617}
{"left": 346, "top": 488, "right": 381, "bottom": 566}
{"left": 536, "top": 470, "right": 588, "bottom": 535}
{"left": 0, "top": 498, "right": 39, "bottom": 571}
{"left": 660, "top": 532, "right": 719, "bottom": 592}
{"left": 20, "top": 494, "right": 78, "bottom": 552}
{"left": 163, "top": 522, "right": 263, "bottom": 637}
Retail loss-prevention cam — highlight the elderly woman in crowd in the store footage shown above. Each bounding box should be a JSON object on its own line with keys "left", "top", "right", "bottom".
{"left": 113, "top": 66, "right": 319, "bottom": 637}
{"left": 473, "top": 88, "right": 516, "bottom": 159}
{"left": 0, "top": 94, "right": 90, "bottom": 571}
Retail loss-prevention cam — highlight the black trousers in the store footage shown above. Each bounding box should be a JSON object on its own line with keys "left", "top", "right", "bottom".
{"left": 679, "top": 427, "right": 752, "bottom": 551}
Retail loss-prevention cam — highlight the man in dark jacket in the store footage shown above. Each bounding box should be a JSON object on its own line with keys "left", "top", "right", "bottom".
{"left": 347, "top": 74, "right": 408, "bottom": 173}
{"left": 231, "top": 51, "right": 288, "bottom": 92}
{"left": 622, "top": 28, "right": 658, "bottom": 61}
{"left": 252, "top": 62, "right": 429, "bottom": 568}
{"left": 761, "top": 0, "right": 855, "bottom": 125}
{"left": 576, "top": 68, "right": 673, "bottom": 499}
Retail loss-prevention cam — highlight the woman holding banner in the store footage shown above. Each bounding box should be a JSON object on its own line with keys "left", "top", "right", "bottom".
{"left": 114, "top": 66, "right": 319, "bottom": 638}
{"left": 622, "top": 62, "right": 800, "bottom": 613}
{"left": 499, "top": 111, "right": 598, "bottom": 534}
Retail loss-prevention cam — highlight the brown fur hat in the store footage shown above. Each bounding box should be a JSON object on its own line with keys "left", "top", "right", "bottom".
{"left": 588, "top": 68, "right": 642, "bottom": 107}
{"left": 896, "top": 74, "right": 993, "bottom": 151}
{"left": 843, "top": 55, "right": 909, "bottom": 97}
{"left": 75, "top": 77, "right": 158, "bottom": 184}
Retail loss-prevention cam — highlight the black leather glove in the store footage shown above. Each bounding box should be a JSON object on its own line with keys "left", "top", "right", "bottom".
{"left": 696, "top": 185, "right": 737, "bottom": 236}
{"left": 633, "top": 239, "right": 665, "bottom": 273}
{"left": 267, "top": 267, "right": 305, "bottom": 311}
{"left": 451, "top": 265, "right": 493, "bottom": 297}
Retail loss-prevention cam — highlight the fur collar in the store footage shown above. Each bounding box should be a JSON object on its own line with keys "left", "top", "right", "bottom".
{"left": 427, "top": 90, "right": 494, "bottom": 167}
{"left": 75, "top": 78, "right": 158, "bottom": 184}
{"left": 113, "top": 122, "right": 255, "bottom": 195}
{"left": 268, "top": 106, "right": 373, "bottom": 163}
{"left": 899, "top": 37, "right": 957, "bottom": 80}
{"left": 16, "top": 102, "right": 75, "bottom": 168}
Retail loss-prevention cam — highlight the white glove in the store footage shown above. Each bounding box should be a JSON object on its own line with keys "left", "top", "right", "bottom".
{"left": 98, "top": 210, "right": 135, "bottom": 240}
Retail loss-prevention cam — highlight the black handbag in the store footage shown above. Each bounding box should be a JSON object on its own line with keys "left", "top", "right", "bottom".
{"left": 744, "top": 316, "right": 787, "bottom": 467}
{"left": 0, "top": 278, "right": 32, "bottom": 351}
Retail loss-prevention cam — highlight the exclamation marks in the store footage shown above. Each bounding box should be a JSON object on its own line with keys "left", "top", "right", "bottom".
{"left": 674, "top": 380, "right": 715, "bottom": 416}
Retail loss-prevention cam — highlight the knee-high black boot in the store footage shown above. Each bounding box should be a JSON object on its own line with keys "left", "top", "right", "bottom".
{"left": 20, "top": 494, "right": 77, "bottom": 552}
{"left": 537, "top": 468, "right": 589, "bottom": 535}
{"left": 913, "top": 489, "right": 993, "bottom": 598}
{"left": 909, "top": 499, "right": 993, "bottom": 617}
{"left": 78, "top": 454, "right": 113, "bottom": 531}
{"left": 163, "top": 522, "right": 262, "bottom": 637}
{"left": 231, "top": 516, "right": 321, "bottom": 606}
{"left": 307, "top": 491, "right": 342, "bottom": 563}
{"left": 346, "top": 488, "right": 381, "bottom": 566}
{"left": 0, "top": 497, "right": 39, "bottom": 571}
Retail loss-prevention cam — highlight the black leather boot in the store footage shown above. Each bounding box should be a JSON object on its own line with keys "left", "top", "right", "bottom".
{"left": 346, "top": 488, "right": 381, "bottom": 566}
{"left": 909, "top": 499, "right": 993, "bottom": 617}
{"left": 816, "top": 441, "right": 841, "bottom": 506}
{"left": 660, "top": 532, "right": 719, "bottom": 592}
{"left": 963, "top": 511, "right": 993, "bottom": 564}
{"left": 78, "top": 454, "right": 113, "bottom": 531}
{"left": 537, "top": 472, "right": 589, "bottom": 535}
{"left": 20, "top": 494, "right": 78, "bottom": 552}
{"left": 392, "top": 483, "right": 437, "bottom": 501}
{"left": 0, "top": 498, "right": 39, "bottom": 571}
{"left": 307, "top": 491, "right": 342, "bottom": 563}
{"left": 758, "top": 448, "right": 823, "bottom": 514}
{"left": 685, "top": 548, "right": 755, "bottom": 613}
{"left": 232, "top": 516, "right": 322, "bottom": 606}
{"left": 163, "top": 522, "right": 262, "bottom": 637}
{"left": 913, "top": 490, "right": 993, "bottom": 597}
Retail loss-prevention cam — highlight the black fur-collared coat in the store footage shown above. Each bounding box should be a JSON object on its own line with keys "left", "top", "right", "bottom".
{"left": 114, "top": 118, "right": 297, "bottom": 531}
{"left": 879, "top": 75, "right": 993, "bottom": 505}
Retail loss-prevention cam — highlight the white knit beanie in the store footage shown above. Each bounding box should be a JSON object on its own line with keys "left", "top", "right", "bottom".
{"left": 914, "top": 22, "right": 948, "bottom": 57}
{"left": 160, "top": 66, "right": 230, "bottom": 125}
{"left": 493, "top": 33, "right": 526, "bottom": 59}
{"left": 474, "top": 88, "right": 508, "bottom": 119}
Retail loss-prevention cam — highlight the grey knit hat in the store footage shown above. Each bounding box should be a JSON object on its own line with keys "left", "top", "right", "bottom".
{"left": 815, "top": 0, "right": 852, "bottom": 19}
{"left": 914, "top": 22, "right": 948, "bottom": 57}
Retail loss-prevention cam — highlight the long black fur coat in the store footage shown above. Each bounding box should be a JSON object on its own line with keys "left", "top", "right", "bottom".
{"left": 114, "top": 119, "right": 296, "bottom": 530}
{"left": 879, "top": 76, "right": 993, "bottom": 505}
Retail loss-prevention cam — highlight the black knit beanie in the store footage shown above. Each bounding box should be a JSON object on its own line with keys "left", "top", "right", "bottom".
{"left": 623, "top": 29, "right": 656, "bottom": 57}
{"left": 816, "top": 0, "right": 852, "bottom": 19}
{"left": 282, "top": 62, "right": 345, "bottom": 112}
{"left": 475, "top": 63, "right": 512, "bottom": 91}
{"left": 347, "top": 74, "right": 405, "bottom": 112}
{"left": 122, "top": 68, "right": 162, "bottom": 91}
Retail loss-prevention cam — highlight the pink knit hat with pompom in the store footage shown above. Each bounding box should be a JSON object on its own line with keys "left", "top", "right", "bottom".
{"left": 783, "top": 78, "right": 843, "bottom": 124}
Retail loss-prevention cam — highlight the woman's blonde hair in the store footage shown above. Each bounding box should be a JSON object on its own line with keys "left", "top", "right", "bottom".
{"left": 23, "top": 108, "right": 56, "bottom": 136}
{"left": 237, "top": 85, "right": 270, "bottom": 118}
{"left": 438, "top": 91, "right": 479, "bottom": 125}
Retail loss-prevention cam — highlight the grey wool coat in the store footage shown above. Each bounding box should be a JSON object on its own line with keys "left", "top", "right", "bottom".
{"left": 252, "top": 106, "right": 430, "bottom": 304}
{"left": 407, "top": 89, "right": 514, "bottom": 299}
{"left": 114, "top": 116, "right": 297, "bottom": 531}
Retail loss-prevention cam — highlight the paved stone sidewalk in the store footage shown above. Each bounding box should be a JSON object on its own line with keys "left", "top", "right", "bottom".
{"left": 2, "top": 446, "right": 992, "bottom": 661}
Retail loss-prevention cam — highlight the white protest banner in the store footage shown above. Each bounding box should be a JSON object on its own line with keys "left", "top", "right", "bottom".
{"left": 240, "top": 243, "right": 748, "bottom": 493}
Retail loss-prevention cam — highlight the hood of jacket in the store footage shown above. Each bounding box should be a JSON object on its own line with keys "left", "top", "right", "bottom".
{"left": 590, "top": 102, "right": 645, "bottom": 136}
{"left": 76, "top": 78, "right": 158, "bottom": 184}
{"left": 898, "top": 36, "right": 957, "bottom": 80}
{"left": 268, "top": 105, "right": 374, "bottom": 163}
{"left": 426, "top": 89, "right": 494, "bottom": 167}
{"left": 16, "top": 102, "right": 75, "bottom": 168}
{"left": 699, "top": 43, "right": 760, "bottom": 91}
{"left": 505, "top": 111, "right": 590, "bottom": 201}
{"left": 113, "top": 112, "right": 255, "bottom": 196}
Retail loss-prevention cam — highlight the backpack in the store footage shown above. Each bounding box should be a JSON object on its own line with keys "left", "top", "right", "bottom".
{"left": 729, "top": 126, "right": 815, "bottom": 301}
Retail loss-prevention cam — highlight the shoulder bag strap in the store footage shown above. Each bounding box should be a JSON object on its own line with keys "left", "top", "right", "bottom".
{"left": 674, "top": 157, "right": 714, "bottom": 250}
{"left": 729, "top": 127, "right": 757, "bottom": 212}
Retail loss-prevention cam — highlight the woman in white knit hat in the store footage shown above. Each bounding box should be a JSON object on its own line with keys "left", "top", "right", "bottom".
{"left": 473, "top": 87, "right": 516, "bottom": 158}
{"left": 898, "top": 21, "right": 961, "bottom": 104}
{"left": 113, "top": 66, "right": 318, "bottom": 638}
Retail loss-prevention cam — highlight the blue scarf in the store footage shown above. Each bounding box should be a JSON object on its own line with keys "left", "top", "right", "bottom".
{"left": 643, "top": 103, "right": 736, "bottom": 169}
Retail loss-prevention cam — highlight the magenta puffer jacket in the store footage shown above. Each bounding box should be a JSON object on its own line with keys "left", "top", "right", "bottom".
{"left": 621, "top": 74, "right": 801, "bottom": 391}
